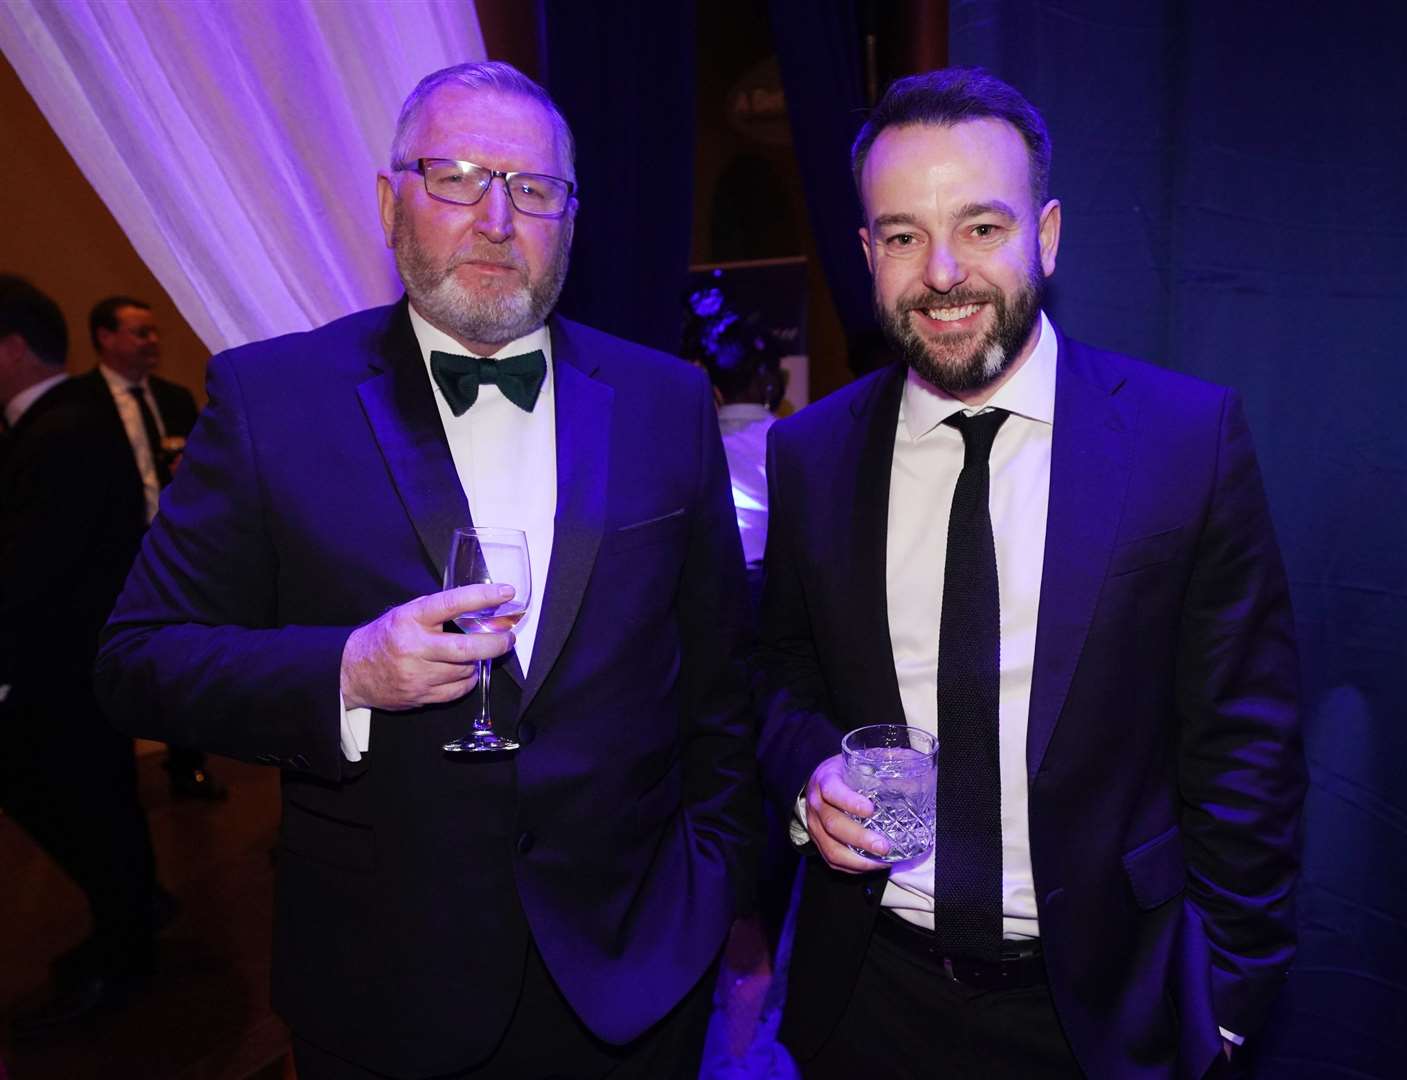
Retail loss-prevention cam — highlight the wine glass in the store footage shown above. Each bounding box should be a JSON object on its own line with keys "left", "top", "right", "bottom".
{"left": 442, "top": 526, "right": 531, "bottom": 753}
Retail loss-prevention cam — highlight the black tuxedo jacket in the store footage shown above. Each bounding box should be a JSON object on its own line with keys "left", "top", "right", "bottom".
{"left": 95, "top": 301, "right": 759, "bottom": 1076}
{"left": 756, "top": 331, "right": 1304, "bottom": 1079}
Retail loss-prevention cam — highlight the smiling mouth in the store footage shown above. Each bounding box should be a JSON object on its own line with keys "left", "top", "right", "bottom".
{"left": 918, "top": 302, "right": 984, "bottom": 322}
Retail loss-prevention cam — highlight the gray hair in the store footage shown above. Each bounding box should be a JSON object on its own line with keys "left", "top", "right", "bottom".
{"left": 388, "top": 61, "right": 576, "bottom": 178}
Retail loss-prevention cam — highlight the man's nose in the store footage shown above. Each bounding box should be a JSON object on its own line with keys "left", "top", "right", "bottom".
{"left": 922, "top": 241, "right": 967, "bottom": 293}
{"left": 473, "top": 177, "right": 515, "bottom": 241}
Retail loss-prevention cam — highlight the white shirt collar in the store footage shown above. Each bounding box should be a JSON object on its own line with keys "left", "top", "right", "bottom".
{"left": 97, "top": 361, "right": 146, "bottom": 393}
{"left": 902, "top": 310, "right": 1058, "bottom": 440}
{"left": 5, "top": 370, "right": 69, "bottom": 428}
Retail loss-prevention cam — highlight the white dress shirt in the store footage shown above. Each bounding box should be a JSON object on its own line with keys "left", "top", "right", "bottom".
{"left": 882, "top": 311, "right": 1056, "bottom": 940}
{"left": 717, "top": 402, "right": 776, "bottom": 566}
{"left": 793, "top": 311, "right": 1057, "bottom": 942}
{"left": 341, "top": 307, "right": 557, "bottom": 760}
{"left": 98, "top": 362, "right": 166, "bottom": 524}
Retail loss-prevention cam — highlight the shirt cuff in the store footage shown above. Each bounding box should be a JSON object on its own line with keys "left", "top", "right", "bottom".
{"left": 340, "top": 692, "right": 370, "bottom": 762}
{"left": 1219, "top": 1028, "right": 1244, "bottom": 1046}
{"left": 789, "top": 790, "right": 810, "bottom": 847}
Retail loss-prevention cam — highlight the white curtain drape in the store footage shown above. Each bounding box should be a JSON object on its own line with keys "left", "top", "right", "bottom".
{"left": 0, "top": 0, "right": 485, "bottom": 351}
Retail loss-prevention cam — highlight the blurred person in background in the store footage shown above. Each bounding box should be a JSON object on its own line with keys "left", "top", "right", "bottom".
{"left": 0, "top": 275, "right": 166, "bottom": 1036}
{"left": 86, "top": 295, "right": 224, "bottom": 800}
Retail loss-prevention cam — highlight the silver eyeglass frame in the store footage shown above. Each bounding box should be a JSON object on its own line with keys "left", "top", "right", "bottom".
{"left": 396, "top": 157, "right": 577, "bottom": 218}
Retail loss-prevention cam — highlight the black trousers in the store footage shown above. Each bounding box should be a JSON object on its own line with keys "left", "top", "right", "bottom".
{"left": 293, "top": 939, "right": 718, "bottom": 1080}
{"left": 0, "top": 685, "right": 158, "bottom": 976}
{"left": 798, "top": 918, "right": 1082, "bottom": 1080}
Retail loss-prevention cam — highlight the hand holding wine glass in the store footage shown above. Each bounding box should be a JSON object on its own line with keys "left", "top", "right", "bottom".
{"left": 442, "top": 527, "right": 532, "bottom": 753}
{"left": 339, "top": 583, "right": 518, "bottom": 712}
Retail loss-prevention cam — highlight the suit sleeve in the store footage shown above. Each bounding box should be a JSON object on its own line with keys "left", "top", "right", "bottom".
{"left": 95, "top": 353, "right": 351, "bottom": 780}
{"left": 674, "top": 372, "right": 764, "bottom": 908}
{"left": 1175, "top": 389, "right": 1305, "bottom": 1037}
{"left": 753, "top": 424, "right": 845, "bottom": 820}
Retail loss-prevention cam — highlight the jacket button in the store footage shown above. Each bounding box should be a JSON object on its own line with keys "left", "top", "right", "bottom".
{"left": 516, "top": 831, "right": 535, "bottom": 855}
{"left": 517, "top": 721, "right": 536, "bottom": 746}
{"left": 863, "top": 884, "right": 874, "bottom": 900}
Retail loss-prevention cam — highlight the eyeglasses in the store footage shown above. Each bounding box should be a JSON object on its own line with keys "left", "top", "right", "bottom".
{"left": 397, "top": 157, "right": 576, "bottom": 217}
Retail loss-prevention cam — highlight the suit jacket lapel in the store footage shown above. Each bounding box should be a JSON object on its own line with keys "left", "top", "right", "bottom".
{"left": 1027, "top": 334, "right": 1136, "bottom": 777}
{"left": 518, "top": 318, "right": 611, "bottom": 715}
{"left": 852, "top": 364, "right": 907, "bottom": 721}
{"left": 355, "top": 300, "right": 470, "bottom": 588}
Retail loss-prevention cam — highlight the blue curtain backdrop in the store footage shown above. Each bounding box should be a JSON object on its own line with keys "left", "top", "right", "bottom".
{"left": 542, "top": 0, "right": 696, "bottom": 355}
{"left": 951, "top": 2, "right": 1407, "bottom": 1076}
{"left": 766, "top": 0, "right": 874, "bottom": 345}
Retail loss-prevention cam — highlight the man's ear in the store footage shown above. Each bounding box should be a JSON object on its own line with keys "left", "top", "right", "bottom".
{"left": 859, "top": 226, "right": 875, "bottom": 275}
{"left": 376, "top": 173, "right": 398, "bottom": 249}
{"left": 1037, "top": 199, "right": 1061, "bottom": 278}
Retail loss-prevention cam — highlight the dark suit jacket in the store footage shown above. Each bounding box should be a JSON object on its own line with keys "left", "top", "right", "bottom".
{"left": 95, "top": 300, "right": 759, "bottom": 1076}
{"left": 755, "top": 330, "right": 1304, "bottom": 1079}
{"left": 1, "top": 375, "right": 149, "bottom": 693}
{"left": 75, "top": 367, "right": 198, "bottom": 493}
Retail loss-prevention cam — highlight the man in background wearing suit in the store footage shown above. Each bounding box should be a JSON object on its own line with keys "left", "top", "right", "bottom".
{"left": 86, "top": 295, "right": 225, "bottom": 800}
{"left": 96, "top": 61, "right": 757, "bottom": 1079}
{"left": 0, "top": 276, "right": 163, "bottom": 1035}
{"left": 756, "top": 69, "right": 1304, "bottom": 1078}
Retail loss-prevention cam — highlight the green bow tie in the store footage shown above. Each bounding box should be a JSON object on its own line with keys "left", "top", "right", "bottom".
{"left": 429, "top": 349, "right": 547, "bottom": 415}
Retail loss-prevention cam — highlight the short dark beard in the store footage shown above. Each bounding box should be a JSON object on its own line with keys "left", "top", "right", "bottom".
{"left": 392, "top": 197, "right": 571, "bottom": 349}
{"left": 875, "top": 260, "right": 1044, "bottom": 396}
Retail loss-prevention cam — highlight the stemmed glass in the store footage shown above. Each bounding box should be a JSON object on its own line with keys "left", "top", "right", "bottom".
{"left": 442, "top": 526, "right": 531, "bottom": 753}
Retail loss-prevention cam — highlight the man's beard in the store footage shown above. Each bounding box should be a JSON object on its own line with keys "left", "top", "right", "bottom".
{"left": 392, "top": 200, "right": 571, "bottom": 349}
{"left": 875, "top": 260, "right": 1044, "bottom": 396}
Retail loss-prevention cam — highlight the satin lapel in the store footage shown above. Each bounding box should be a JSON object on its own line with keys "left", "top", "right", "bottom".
{"left": 851, "top": 365, "right": 907, "bottom": 721}
{"left": 1027, "top": 337, "right": 1136, "bottom": 778}
{"left": 518, "top": 322, "right": 611, "bottom": 715}
{"left": 355, "top": 303, "right": 470, "bottom": 586}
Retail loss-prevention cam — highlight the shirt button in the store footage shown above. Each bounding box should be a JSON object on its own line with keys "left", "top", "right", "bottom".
{"left": 516, "top": 831, "right": 535, "bottom": 855}
{"left": 517, "top": 721, "right": 537, "bottom": 746}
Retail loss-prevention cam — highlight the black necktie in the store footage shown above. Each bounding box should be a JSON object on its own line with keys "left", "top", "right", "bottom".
{"left": 128, "top": 386, "right": 171, "bottom": 487}
{"left": 429, "top": 349, "right": 547, "bottom": 415}
{"left": 933, "top": 407, "right": 1009, "bottom": 961}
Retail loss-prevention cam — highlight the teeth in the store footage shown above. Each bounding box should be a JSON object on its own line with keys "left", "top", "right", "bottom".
{"left": 923, "top": 303, "right": 981, "bottom": 321}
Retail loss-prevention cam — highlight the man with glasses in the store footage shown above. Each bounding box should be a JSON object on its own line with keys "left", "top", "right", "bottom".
{"left": 97, "top": 62, "right": 757, "bottom": 1078}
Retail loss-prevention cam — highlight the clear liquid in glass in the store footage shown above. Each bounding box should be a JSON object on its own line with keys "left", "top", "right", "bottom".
{"left": 843, "top": 745, "right": 937, "bottom": 863}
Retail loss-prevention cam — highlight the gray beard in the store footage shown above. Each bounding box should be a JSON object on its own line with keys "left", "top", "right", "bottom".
{"left": 392, "top": 201, "right": 571, "bottom": 349}
{"left": 876, "top": 263, "right": 1044, "bottom": 396}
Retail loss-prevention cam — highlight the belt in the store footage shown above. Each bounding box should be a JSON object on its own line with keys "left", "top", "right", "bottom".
{"left": 874, "top": 910, "right": 1047, "bottom": 990}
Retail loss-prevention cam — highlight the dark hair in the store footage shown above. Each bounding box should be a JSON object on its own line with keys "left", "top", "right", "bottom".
{"left": 0, "top": 275, "right": 67, "bottom": 367}
{"left": 89, "top": 295, "right": 151, "bottom": 352}
{"left": 851, "top": 67, "right": 1052, "bottom": 206}
{"left": 681, "top": 280, "right": 784, "bottom": 406}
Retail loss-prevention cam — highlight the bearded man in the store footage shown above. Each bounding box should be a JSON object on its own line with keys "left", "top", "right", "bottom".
{"left": 755, "top": 68, "right": 1303, "bottom": 1079}
{"left": 95, "top": 62, "right": 757, "bottom": 1079}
